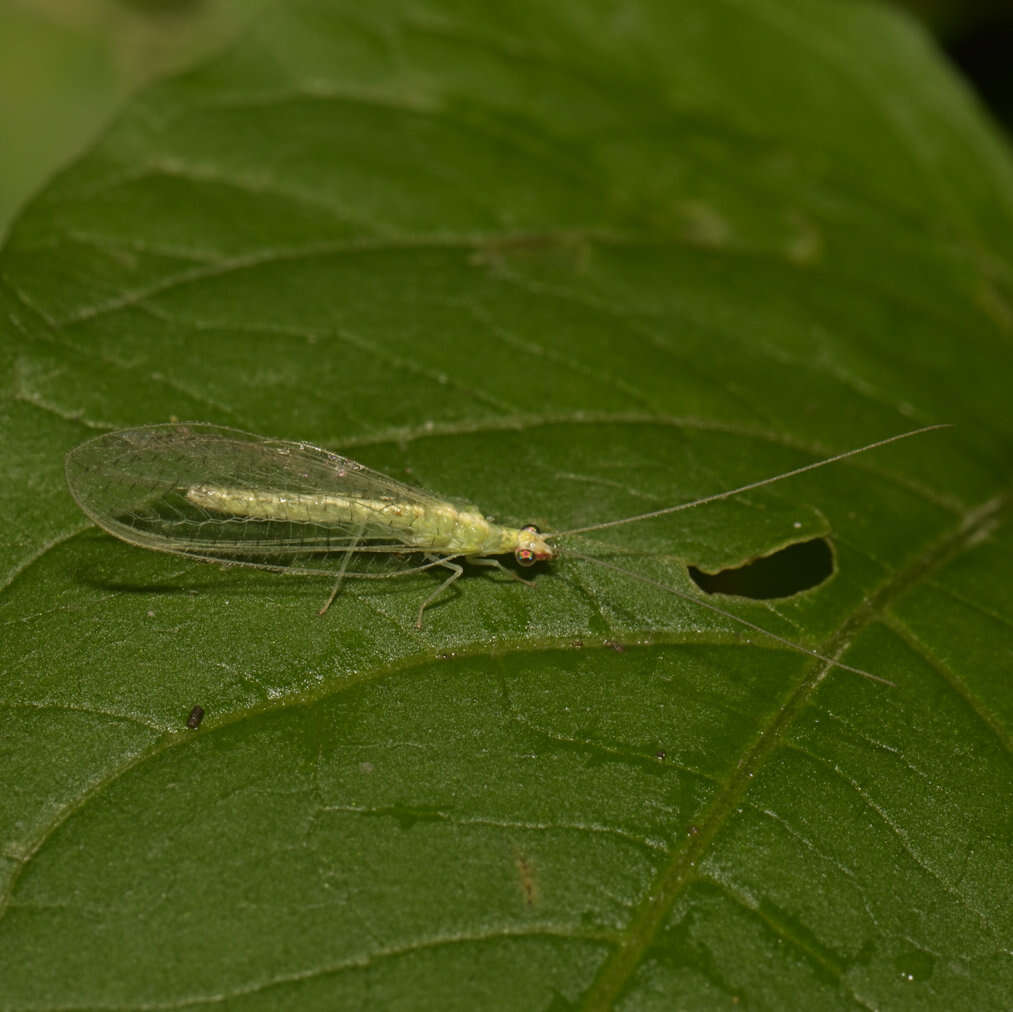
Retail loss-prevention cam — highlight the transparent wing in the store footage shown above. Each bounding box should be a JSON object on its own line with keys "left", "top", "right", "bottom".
{"left": 65, "top": 423, "right": 459, "bottom": 576}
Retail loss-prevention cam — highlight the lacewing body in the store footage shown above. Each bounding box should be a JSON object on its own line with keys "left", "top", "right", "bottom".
{"left": 65, "top": 421, "right": 947, "bottom": 681}
{"left": 65, "top": 423, "right": 551, "bottom": 627}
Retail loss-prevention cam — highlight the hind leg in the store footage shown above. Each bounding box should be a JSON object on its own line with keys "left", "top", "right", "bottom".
{"left": 318, "top": 521, "right": 366, "bottom": 616}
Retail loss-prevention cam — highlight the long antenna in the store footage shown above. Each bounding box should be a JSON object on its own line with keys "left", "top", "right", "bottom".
{"left": 547, "top": 424, "right": 950, "bottom": 540}
{"left": 566, "top": 550, "right": 894, "bottom": 685}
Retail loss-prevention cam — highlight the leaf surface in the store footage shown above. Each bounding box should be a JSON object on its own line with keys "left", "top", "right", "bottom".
{"left": 1, "top": 2, "right": 1010, "bottom": 1008}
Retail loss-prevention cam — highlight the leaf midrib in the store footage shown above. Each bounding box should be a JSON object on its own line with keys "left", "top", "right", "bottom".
{"left": 578, "top": 488, "right": 1005, "bottom": 1010}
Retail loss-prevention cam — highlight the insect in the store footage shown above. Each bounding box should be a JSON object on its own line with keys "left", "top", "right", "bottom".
{"left": 65, "top": 422, "right": 947, "bottom": 683}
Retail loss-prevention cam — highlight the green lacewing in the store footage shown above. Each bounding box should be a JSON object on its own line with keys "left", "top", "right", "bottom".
{"left": 65, "top": 422, "right": 947, "bottom": 683}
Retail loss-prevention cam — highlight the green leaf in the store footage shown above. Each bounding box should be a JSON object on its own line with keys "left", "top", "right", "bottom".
{"left": 1, "top": 1, "right": 1010, "bottom": 1008}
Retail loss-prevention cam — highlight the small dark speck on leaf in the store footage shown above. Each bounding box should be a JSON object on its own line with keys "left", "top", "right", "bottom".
{"left": 515, "top": 853, "right": 538, "bottom": 907}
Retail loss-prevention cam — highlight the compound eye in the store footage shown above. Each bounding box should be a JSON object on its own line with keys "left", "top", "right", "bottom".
{"left": 515, "top": 548, "right": 536, "bottom": 567}
{"left": 521, "top": 523, "right": 539, "bottom": 534}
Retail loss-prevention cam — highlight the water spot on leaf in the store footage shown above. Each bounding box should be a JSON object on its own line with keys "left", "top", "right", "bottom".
{"left": 895, "top": 947, "right": 935, "bottom": 982}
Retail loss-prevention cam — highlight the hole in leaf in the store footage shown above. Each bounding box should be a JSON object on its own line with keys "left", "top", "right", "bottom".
{"left": 688, "top": 538, "right": 834, "bottom": 599}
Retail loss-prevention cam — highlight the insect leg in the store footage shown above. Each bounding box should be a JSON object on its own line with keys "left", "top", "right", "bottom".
{"left": 415, "top": 557, "right": 464, "bottom": 629}
{"left": 468, "top": 556, "right": 536, "bottom": 587}
{"left": 318, "top": 519, "right": 367, "bottom": 616}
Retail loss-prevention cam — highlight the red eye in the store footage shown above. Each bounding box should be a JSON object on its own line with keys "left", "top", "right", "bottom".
{"left": 516, "top": 548, "right": 536, "bottom": 567}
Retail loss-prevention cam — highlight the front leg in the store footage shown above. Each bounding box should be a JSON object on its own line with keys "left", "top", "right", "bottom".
{"left": 468, "top": 556, "right": 536, "bottom": 587}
